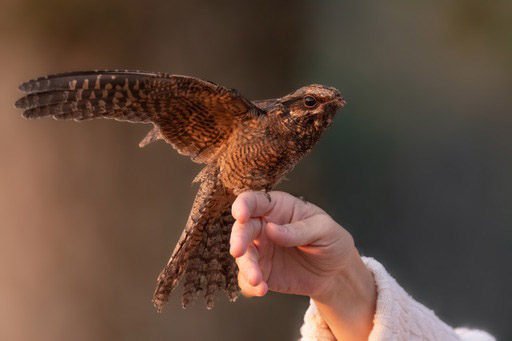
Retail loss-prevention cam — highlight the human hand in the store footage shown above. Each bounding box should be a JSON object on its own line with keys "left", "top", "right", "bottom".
{"left": 229, "top": 191, "right": 376, "bottom": 340}
{"left": 230, "top": 191, "right": 356, "bottom": 300}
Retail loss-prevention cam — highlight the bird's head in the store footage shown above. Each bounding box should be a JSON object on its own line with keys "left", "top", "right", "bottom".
{"left": 277, "top": 84, "right": 346, "bottom": 131}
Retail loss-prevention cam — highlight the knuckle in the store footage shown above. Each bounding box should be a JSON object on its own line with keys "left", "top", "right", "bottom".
{"left": 250, "top": 218, "right": 263, "bottom": 239}
{"left": 231, "top": 221, "right": 242, "bottom": 233}
{"left": 294, "top": 221, "right": 307, "bottom": 242}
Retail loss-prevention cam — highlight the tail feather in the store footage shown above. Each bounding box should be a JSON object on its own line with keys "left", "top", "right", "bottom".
{"left": 202, "top": 216, "right": 230, "bottom": 308}
{"left": 153, "top": 221, "right": 202, "bottom": 312}
{"left": 152, "top": 167, "right": 239, "bottom": 311}
{"left": 153, "top": 206, "right": 240, "bottom": 311}
{"left": 181, "top": 210, "right": 239, "bottom": 309}
{"left": 182, "top": 224, "right": 208, "bottom": 307}
{"left": 220, "top": 211, "right": 239, "bottom": 302}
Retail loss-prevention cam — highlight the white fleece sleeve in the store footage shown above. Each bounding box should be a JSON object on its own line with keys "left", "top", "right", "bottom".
{"left": 300, "top": 257, "right": 494, "bottom": 341}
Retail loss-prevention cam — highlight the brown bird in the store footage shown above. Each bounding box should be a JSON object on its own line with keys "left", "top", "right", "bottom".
{"left": 14, "top": 70, "right": 345, "bottom": 311}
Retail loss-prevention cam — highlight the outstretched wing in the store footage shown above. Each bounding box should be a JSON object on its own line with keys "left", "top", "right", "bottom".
{"left": 15, "top": 70, "right": 264, "bottom": 163}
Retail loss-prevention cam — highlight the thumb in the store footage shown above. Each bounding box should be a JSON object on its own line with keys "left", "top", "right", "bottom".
{"left": 266, "top": 217, "right": 322, "bottom": 247}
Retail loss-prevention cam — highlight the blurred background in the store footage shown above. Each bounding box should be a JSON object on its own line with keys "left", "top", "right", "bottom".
{"left": 1, "top": 0, "right": 511, "bottom": 340}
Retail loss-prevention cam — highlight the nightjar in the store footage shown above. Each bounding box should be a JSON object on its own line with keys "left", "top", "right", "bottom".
{"left": 15, "top": 70, "right": 345, "bottom": 311}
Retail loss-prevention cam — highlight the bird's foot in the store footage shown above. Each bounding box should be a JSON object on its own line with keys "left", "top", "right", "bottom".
{"left": 260, "top": 189, "right": 272, "bottom": 202}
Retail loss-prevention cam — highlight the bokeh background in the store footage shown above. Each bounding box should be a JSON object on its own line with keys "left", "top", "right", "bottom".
{"left": 1, "top": 1, "right": 511, "bottom": 340}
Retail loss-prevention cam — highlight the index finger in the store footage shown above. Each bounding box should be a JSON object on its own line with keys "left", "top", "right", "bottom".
{"left": 232, "top": 191, "right": 317, "bottom": 224}
{"left": 231, "top": 191, "right": 277, "bottom": 224}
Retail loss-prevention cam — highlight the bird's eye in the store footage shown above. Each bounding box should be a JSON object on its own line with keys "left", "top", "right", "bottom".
{"left": 304, "top": 96, "right": 317, "bottom": 108}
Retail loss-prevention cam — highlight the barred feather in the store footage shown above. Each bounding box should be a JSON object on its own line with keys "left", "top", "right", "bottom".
{"left": 15, "top": 70, "right": 262, "bottom": 162}
{"left": 17, "top": 70, "right": 168, "bottom": 94}
{"left": 153, "top": 166, "right": 239, "bottom": 311}
{"left": 15, "top": 71, "right": 168, "bottom": 121}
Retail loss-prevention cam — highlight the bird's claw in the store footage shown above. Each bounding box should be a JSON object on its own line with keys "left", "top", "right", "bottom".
{"left": 262, "top": 190, "right": 272, "bottom": 202}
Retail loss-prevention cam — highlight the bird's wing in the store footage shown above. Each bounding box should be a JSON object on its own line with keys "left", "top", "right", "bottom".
{"left": 15, "top": 70, "right": 264, "bottom": 163}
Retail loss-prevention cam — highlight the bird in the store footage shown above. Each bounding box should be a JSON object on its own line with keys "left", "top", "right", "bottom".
{"left": 14, "top": 70, "right": 345, "bottom": 311}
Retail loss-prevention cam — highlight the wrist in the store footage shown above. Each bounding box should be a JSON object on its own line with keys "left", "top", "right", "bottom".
{"left": 311, "top": 248, "right": 374, "bottom": 302}
{"left": 311, "top": 248, "right": 377, "bottom": 340}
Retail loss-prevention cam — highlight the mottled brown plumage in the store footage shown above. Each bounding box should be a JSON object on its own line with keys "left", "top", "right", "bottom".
{"left": 15, "top": 70, "right": 345, "bottom": 311}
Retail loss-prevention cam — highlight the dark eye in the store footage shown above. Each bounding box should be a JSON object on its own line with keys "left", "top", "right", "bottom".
{"left": 304, "top": 96, "right": 317, "bottom": 108}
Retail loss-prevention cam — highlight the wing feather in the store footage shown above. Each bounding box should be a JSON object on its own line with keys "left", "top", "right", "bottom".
{"left": 15, "top": 70, "right": 264, "bottom": 163}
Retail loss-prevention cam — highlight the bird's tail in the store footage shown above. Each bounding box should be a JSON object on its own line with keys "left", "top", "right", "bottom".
{"left": 152, "top": 169, "right": 239, "bottom": 311}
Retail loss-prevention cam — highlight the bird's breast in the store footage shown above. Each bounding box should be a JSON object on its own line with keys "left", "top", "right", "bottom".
{"left": 217, "top": 127, "right": 296, "bottom": 194}
{"left": 217, "top": 117, "right": 323, "bottom": 194}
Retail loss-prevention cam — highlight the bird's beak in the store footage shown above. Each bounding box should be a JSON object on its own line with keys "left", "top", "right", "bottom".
{"left": 334, "top": 94, "right": 346, "bottom": 108}
{"left": 331, "top": 88, "right": 346, "bottom": 108}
